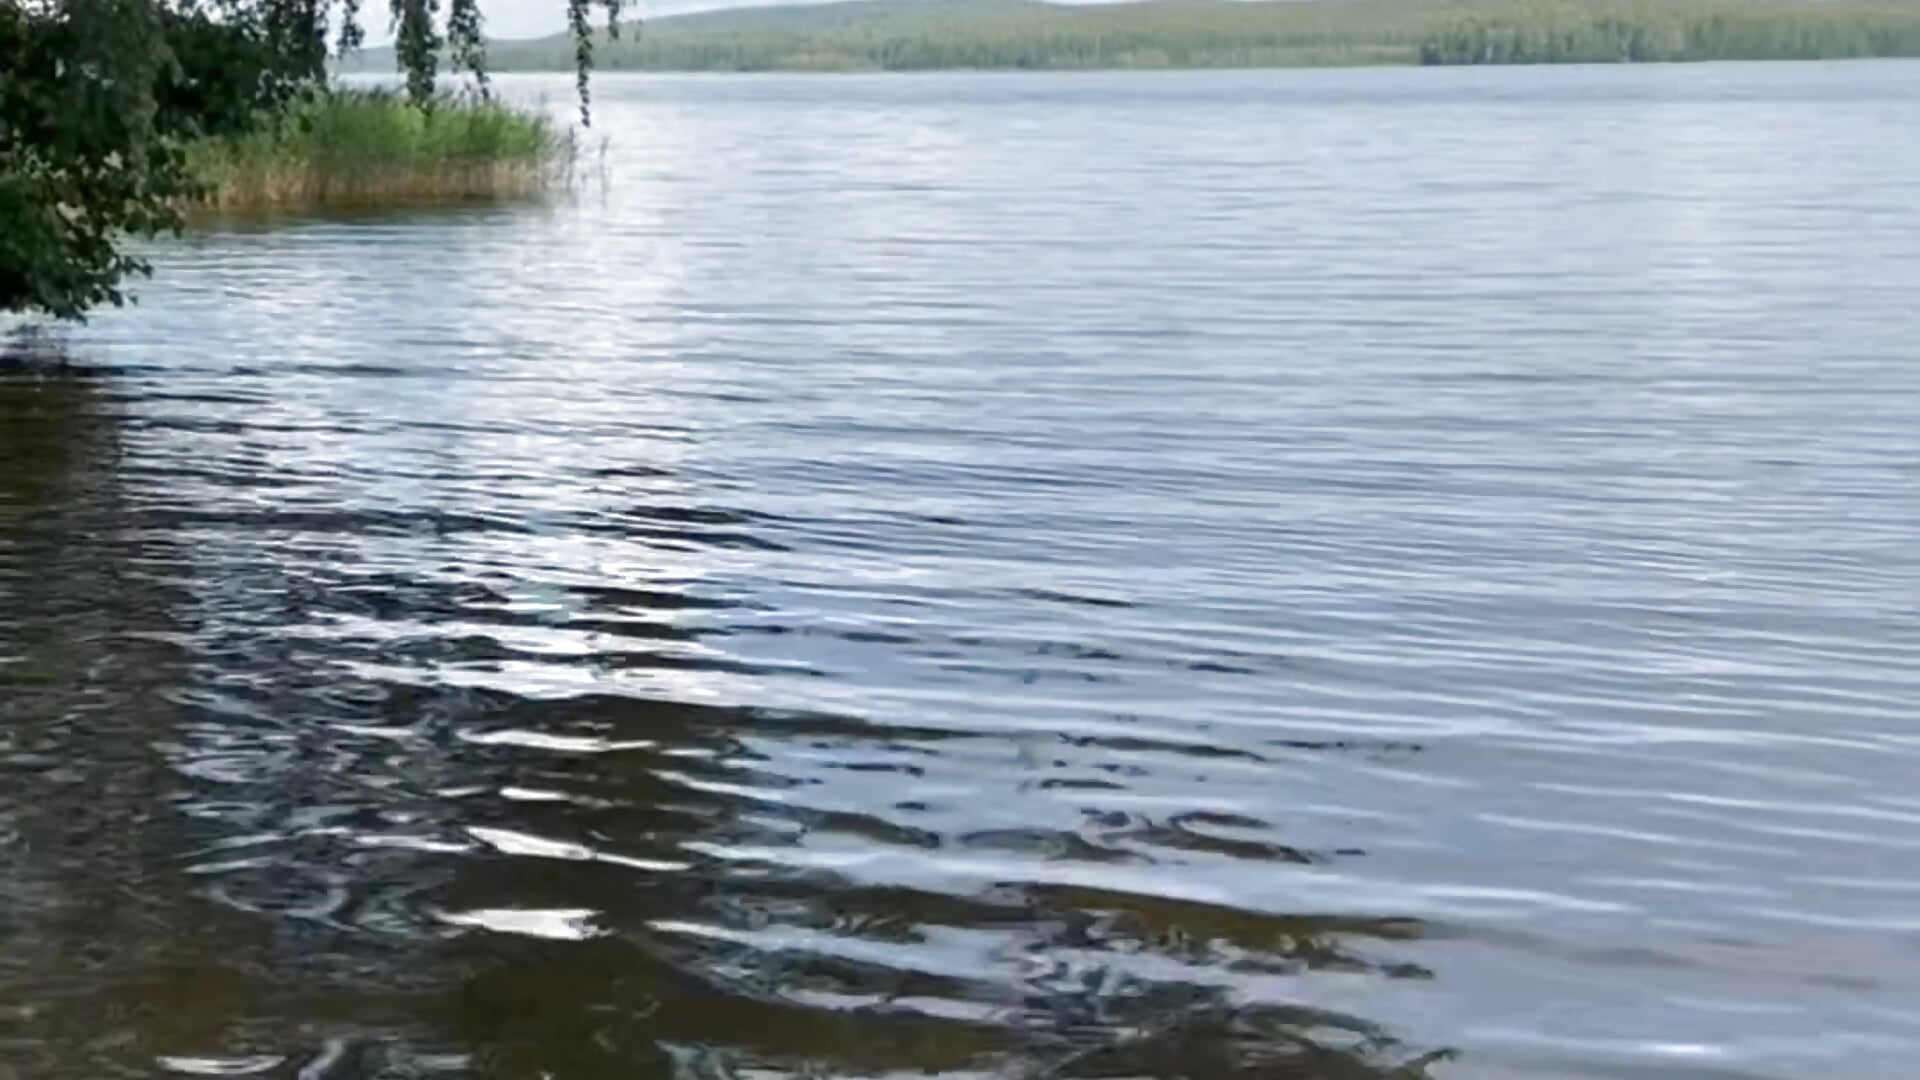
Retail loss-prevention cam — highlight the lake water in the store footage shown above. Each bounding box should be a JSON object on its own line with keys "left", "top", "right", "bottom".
{"left": 6, "top": 63, "right": 1920, "bottom": 1079}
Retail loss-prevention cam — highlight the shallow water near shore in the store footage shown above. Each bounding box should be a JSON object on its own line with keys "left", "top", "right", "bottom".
{"left": 7, "top": 63, "right": 1920, "bottom": 1079}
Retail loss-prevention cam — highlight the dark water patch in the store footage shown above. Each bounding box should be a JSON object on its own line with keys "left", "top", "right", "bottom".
{"left": 134, "top": 506, "right": 537, "bottom": 538}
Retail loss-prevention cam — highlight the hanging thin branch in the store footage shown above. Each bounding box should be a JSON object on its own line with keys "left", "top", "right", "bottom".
{"left": 566, "top": 0, "right": 592, "bottom": 124}
{"left": 254, "top": 0, "right": 329, "bottom": 83}
{"left": 446, "top": 0, "right": 487, "bottom": 95}
{"left": 337, "top": 0, "right": 363, "bottom": 54}
{"left": 390, "top": 0, "right": 441, "bottom": 103}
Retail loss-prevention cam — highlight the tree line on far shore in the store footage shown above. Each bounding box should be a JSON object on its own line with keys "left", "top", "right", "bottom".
{"left": 1421, "top": 0, "right": 1920, "bottom": 63}
{"left": 447, "top": 0, "right": 1920, "bottom": 72}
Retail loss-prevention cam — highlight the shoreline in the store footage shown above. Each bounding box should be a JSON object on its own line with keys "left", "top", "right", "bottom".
{"left": 453, "top": 51, "right": 1920, "bottom": 76}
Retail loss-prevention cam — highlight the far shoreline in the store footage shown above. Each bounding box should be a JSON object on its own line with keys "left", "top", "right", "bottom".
{"left": 342, "top": 0, "right": 1920, "bottom": 78}
{"left": 444, "top": 53, "right": 1920, "bottom": 77}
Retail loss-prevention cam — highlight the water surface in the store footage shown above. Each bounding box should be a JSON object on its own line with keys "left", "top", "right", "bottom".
{"left": 6, "top": 63, "right": 1920, "bottom": 1079}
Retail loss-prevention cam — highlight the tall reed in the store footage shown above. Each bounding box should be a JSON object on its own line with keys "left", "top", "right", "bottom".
{"left": 186, "top": 90, "right": 571, "bottom": 211}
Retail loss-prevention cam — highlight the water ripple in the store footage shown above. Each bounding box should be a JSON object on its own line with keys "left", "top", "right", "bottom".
{"left": 4, "top": 62, "right": 1920, "bottom": 1080}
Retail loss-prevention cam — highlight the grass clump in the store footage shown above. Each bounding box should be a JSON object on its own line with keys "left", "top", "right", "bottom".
{"left": 186, "top": 90, "right": 571, "bottom": 212}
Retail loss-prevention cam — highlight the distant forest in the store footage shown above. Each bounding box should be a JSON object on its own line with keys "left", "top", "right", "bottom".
{"left": 351, "top": 0, "right": 1920, "bottom": 73}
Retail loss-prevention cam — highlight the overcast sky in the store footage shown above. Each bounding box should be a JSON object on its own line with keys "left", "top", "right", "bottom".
{"left": 403, "top": 0, "right": 796, "bottom": 41}
{"left": 371, "top": 0, "right": 1117, "bottom": 43}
